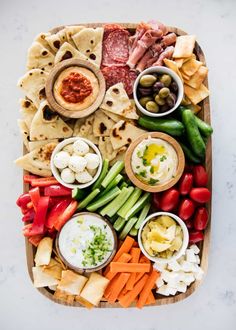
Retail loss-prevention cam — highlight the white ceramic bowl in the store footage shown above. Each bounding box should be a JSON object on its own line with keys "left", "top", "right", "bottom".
{"left": 51, "top": 137, "right": 103, "bottom": 189}
{"left": 133, "top": 66, "right": 184, "bottom": 118}
{"left": 138, "top": 211, "right": 189, "bottom": 264}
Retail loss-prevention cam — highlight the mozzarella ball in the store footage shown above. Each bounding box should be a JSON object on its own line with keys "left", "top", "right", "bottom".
{"left": 61, "top": 168, "right": 75, "bottom": 183}
{"left": 75, "top": 170, "right": 93, "bottom": 184}
{"left": 84, "top": 153, "right": 100, "bottom": 170}
{"left": 62, "top": 144, "right": 74, "bottom": 155}
{"left": 53, "top": 151, "right": 70, "bottom": 169}
{"left": 68, "top": 155, "right": 87, "bottom": 173}
{"left": 73, "top": 139, "right": 89, "bottom": 156}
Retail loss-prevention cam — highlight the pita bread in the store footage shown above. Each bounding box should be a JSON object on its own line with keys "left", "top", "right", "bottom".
{"left": 93, "top": 109, "right": 115, "bottom": 137}
{"left": 17, "top": 119, "right": 30, "bottom": 151}
{"left": 72, "top": 27, "right": 104, "bottom": 67}
{"left": 34, "top": 237, "right": 53, "bottom": 266}
{"left": 110, "top": 120, "right": 146, "bottom": 150}
{"left": 73, "top": 115, "right": 98, "bottom": 144}
{"left": 27, "top": 41, "right": 55, "bottom": 72}
{"left": 14, "top": 142, "right": 57, "bottom": 177}
{"left": 17, "top": 69, "right": 48, "bottom": 107}
{"left": 65, "top": 25, "right": 85, "bottom": 46}
{"left": 45, "top": 29, "right": 67, "bottom": 52}
{"left": 57, "top": 270, "right": 87, "bottom": 295}
{"left": 100, "top": 83, "right": 138, "bottom": 120}
{"left": 80, "top": 272, "right": 109, "bottom": 306}
{"left": 30, "top": 101, "right": 73, "bottom": 141}
{"left": 98, "top": 136, "right": 119, "bottom": 161}
{"left": 33, "top": 266, "right": 59, "bottom": 288}
{"left": 29, "top": 139, "right": 59, "bottom": 152}
{"left": 184, "top": 84, "right": 210, "bottom": 105}
{"left": 34, "top": 32, "right": 55, "bottom": 53}
{"left": 173, "top": 35, "right": 196, "bottom": 58}
{"left": 54, "top": 42, "right": 88, "bottom": 64}
{"left": 19, "top": 98, "right": 37, "bottom": 130}
{"left": 110, "top": 146, "right": 127, "bottom": 165}
{"left": 42, "top": 259, "right": 63, "bottom": 280}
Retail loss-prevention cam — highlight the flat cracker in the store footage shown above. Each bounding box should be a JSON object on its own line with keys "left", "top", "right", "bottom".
{"left": 184, "top": 84, "right": 209, "bottom": 105}
{"left": 163, "top": 59, "right": 183, "bottom": 82}
{"left": 34, "top": 237, "right": 53, "bottom": 266}
{"left": 173, "top": 35, "right": 196, "bottom": 58}
{"left": 185, "top": 66, "right": 208, "bottom": 89}
{"left": 181, "top": 58, "right": 203, "bottom": 77}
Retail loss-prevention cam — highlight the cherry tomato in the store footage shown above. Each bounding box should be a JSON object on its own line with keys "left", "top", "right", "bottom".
{"left": 193, "top": 165, "right": 208, "bottom": 187}
{"left": 152, "top": 193, "right": 161, "bottom": 210}
{"left": 185, "top": 218, "right": 194, "bottom": 229}
{"left": 179, "top": 173, "right": 193, "bottom": 195}
{"left": 189, "top": 230, "right": 204, "bottom": 244}
{"left": 178, "top": 198, "right": 195, "bottom": 220}
{"left": 190, "top": 188, "right": 211, "bottom": 203}
{"left": 160, "top": 188, "right": 179, "bottom": 211}
{"left": 193, "top": 207, "right": 209, "bottom": 230}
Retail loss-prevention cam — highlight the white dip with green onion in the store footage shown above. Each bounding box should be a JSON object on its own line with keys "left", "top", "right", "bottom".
{"left": 131, "top": 137, "right": 178, "bottom": 186}
{"left": 58, "top": 214, "right": 114, "bottom": 269}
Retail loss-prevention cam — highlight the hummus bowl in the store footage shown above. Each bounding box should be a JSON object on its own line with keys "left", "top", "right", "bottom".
{"left": 125, "top": 132, "right": 185, "bottom": 192}
{"left": 46, "top": 58, "right": 106, "bottom": 118}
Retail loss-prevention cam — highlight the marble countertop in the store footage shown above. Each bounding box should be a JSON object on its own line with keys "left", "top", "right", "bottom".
{"left": 1, "top": 0, "right": 235, "bottom": 329}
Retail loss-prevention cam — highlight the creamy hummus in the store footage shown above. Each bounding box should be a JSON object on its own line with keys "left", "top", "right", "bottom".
{"left": 131, "top": 137, "right": 178, "bottom": 185}
{"left": 54, "top": 66, "right": 99, "bottom": 111}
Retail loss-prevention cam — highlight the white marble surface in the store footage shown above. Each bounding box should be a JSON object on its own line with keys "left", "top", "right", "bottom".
{"left": 1, "top": 0, "right": 236, "bottom": 329}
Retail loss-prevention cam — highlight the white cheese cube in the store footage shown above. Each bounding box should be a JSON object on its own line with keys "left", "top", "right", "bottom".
{"left": 154, "top": 262, "right": 167, "bottom": 272}
{"left": 167, "top": 260, "right": 181, "bottom": 272}
{"left": 186, "top": 249, "right": 197, "bottom": 263}
{"left": 156, "top": 277, "right": 164, "bottom": 288}
{"left": 179, "top": 260, "right": 194, "bottom": 272}
{"left": 195, "top": 255, "right": 201, "bottom": 264}
{"left": 182, "top": 273, "right": 195, "bottom": 285}
{"left": 166, "top": 285, "right": 178, "bottom": 295}
{"left": 190, "top": 244, "right": 200, "bottom": 254}
{"left": 176, "top": 282, "right": 187, "bottom": 293}
{"left": 194, "top": 266, "right": 204, "bottom": 280}
{"left": 156, "top": 285, "right": 170, "bottom": 296}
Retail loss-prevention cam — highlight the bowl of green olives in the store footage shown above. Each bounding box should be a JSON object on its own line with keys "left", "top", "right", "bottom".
{"left": 133, "top": 66, "right": 184, "bottom": 117}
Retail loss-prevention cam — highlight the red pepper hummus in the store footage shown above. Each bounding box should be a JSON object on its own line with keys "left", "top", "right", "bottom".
{"left": 53, "top": 66, "right": 99, "bottom": 111}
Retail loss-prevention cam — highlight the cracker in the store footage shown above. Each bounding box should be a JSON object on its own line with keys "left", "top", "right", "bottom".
{"left": 185, "top": 66, "right": 208, "bottom": 89}
{"left": 173, "top": 35, "right": 196, "bottom": 58}
{"left": 184, "top": 84, "right": 209, "bottom": 105}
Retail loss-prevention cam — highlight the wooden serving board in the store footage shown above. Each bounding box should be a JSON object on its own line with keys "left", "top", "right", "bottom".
{"left": 23, "top": 23, "right": 212, "bottom": 307}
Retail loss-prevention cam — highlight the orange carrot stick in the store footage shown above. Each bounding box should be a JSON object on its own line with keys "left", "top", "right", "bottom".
{"left": 126, "top": 248, "right": 141, "bottom": 290}
{"left": 136, "top": 270, "right": 160, "bottom": 309}
{"left": 134, "top": 254, "right": 151, "bottom": 284}
{"left": 105, "top": 253, "right": 131, "bottom": 281}
{"left": 110, "top": 262, "right": 150, "bottom": 273}
{"left": 113, "top": 236, "right": 134, "bottom": 261}
{"left": 117, "top": 287, "right": 128, "bottom": 300}
{"left": 145, "top": 291, "right": 156, "bottom": 305}
{"left": 119, "top": 274, "right": 149, "bottom": 308}
{"left": 107, "top": 273, "right": 130, "bottom": 304}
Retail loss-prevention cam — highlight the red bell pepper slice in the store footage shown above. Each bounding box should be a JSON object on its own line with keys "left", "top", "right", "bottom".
{"left": 45, "top": 198, "right": 71, "bottom": 229}
{"left": 23, "top": 175, "right": 38, "bottom": 184}
{"left": 31, "top": 177, "right": 58, "bottom": 187}
{"left": 16, "top": 193, "right": 31, "bottom": 208}
{"left": 44, "top": 184, "right": 72, "bottom": 197}
{"left": 54, "top": 200, "right": 78, "bottom": 231}
{"left": 22, "top": 209, "right": 35, "bottom": 222}
{"left": 29, "top": 187, "right": 40, "bottom": 209}
{"left": 28, "top": 234, "right": 44, "bottom": 247}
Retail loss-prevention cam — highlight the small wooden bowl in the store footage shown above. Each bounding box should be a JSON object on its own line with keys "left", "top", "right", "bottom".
{"left": 46, "top": 59, "right": 106, "bottom": 118}
{"left": 125, "top": 132, "right": 185, "bottom": 193}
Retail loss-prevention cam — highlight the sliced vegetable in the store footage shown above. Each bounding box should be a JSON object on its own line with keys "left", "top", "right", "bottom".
{"left": 71, "top": 187, "right": 87, "bottom": 200}
{"left": 101, "top": 161, "right": 124, "bottom": 189}
{"left": 44, "top": 185, "right": 71, "bottom": 197}
{"left": 110, "top": 262, "right": 150, "bottom": 273}
{"left": 16, "top": 193, "right": 31, "bottom": 208}
{"left": 29, "top": 187, "right": 40, "bottom": 210}
{"left": 129, "top": 227, "right": 138, "bottom": 236}
{"left": 126, "top": 248, "right": 141, "bottom": 291}
{"left": 30, "top": 177, "right": 58, "bottom": 187}
{"left": 113, "top": 217, "right": 126, "bottom": 232}
{"left": 135, "top": 202, "right": 151, "bottom": 229}
{"left": 22, "top": 209, "right": 35, "bottom": 222}
{"left": 28, "top": 234, "right": 44, "bottom": 247}
{"left": 54, "top": 200, "right": 78, "bottom": 231}
{"left": 136, "top": 270, "right": 160, "bottom": 309}
{"left": 120, "top": 182, "right": 128, "bottom": 189}
{"left": 105, "top": 253, "right": 132, "bottom": 281}
{"left": 45, "top": 198, "right": 71, "bottom": 229}
{"left": 77, "top": 188, "right": 100, "bottom": 210}
{"left": 190, "top": 187, "right": 211, "bottom": 203}
{"left": 86, "top": 187, "right": 120, "bottom": 212}
{"left": 23, "top": 175, "right": 38, "bottom": 184}
{"left": 92, "top": 159, "right": 109, "bottom": 190}
{"left": 118, "top": 187, "right": 142, "bottom": 218}
{"left": 106, "top": 273, "right": 131, "bottom": 304}
{"left": 125, "top": 192, "right": 151, "bottom": 220}
{"left": 119, "top": 217, "right": 138, "bottom": 241}
{"left": 113, "top": 236, "right": 135, "bottom": 262}
{"left": 98, "top": 174, "right": 123, "bottom": 198}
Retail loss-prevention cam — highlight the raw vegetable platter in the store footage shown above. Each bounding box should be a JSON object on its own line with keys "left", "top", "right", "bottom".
{"left": 16, "top": 22, "right": 212, "bottom": 308}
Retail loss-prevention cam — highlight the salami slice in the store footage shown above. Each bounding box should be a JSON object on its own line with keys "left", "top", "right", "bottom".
{"left": 106, "top": 30, "right": 129, "bottom": 63}
{"left": 102, "top": 66, "right": 137, "bottom": 96}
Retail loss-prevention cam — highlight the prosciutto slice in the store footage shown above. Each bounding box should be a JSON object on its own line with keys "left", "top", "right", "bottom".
{"left": 136, "top": 43, "right": 163, "bottom": 72}
{"left": 129, "top": 22, "right": 150, "bottom": 55}
{"left": 152, "top": 46, "right": 174, "bottom": 66}
{"left": 161, "top": 33, "right": 177, "bottom": 47}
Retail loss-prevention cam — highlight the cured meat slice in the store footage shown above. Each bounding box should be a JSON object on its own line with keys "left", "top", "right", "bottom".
{"left": 102, "top": 66, "right": 137, "bottom": 96}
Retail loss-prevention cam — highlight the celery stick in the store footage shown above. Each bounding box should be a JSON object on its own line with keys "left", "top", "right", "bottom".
{"left": 135, "top": 202, "right": 151, "bottom": 229}
{"left": 119, "top": 217, "right": 138, "bottom": 240}
{"left": 77, "top": 188, "right": 100, "bottom": 210}
{"left": 113, "top": 216, "right": 126, "bottom": 231}
{"left": 129, "top": 227, "right": 138, "bottom": 236}
{"left": 100, "top": 186, "right": 134, "bottom": 217}
{"left": 120, "top": 182, "right": 128, "bottom": 189}
{"left": 98, "top": 174, "right": 123, "bottom": 199}
{"left": 86, "top": 187, "right": 120, "bottom": 212}
{"left": 92, "top": 159, "right": 109, "bottom": 190}
{"left": 109, "top": 214, "right": 118, "bottom": 224}
{"left": 125, "top": 192, "right": 151, "bottom": 220}
{"left": 101, "top": 160, "right": 124, "bottom": 188}
{"left": 117, "top": 187, "right": 142, "bottom": 218}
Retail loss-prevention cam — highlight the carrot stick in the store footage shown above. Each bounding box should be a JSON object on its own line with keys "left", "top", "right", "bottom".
{"left": 119, "top": 274, "right": 149, "bottom": 308}
{"left": 126, "top": 248, "right": 141, "bottom": 290}
{"left": 117, "top": 287, "right": 128, "bottom": 300}
{"left": 113, "top": 236, "right": 134, "bottom": 261}
{"left": 105, "top": 253, "right": 131, "bottom": 281}
{"left": 132, "top": 241, "right": 139, "bottom": 247}
{"left": 145, "top": 291, "right": 156, "bottom": 305}
{"left": 107, "top": 273, "right": 130, "bottom": 304}
{"left": 134, "top": 254, "right": 151, "bottom": 284}
{"left": 110, "top": 262, "right": 150, "bottom": 273}
{"left": 136, "top": 270, "right": 160, "bottom": 309}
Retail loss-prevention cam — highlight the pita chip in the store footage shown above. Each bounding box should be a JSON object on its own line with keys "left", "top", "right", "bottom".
{"left": 173, "top": 35, "right": 196, "bottom": 58}
{"left": 163, "top": 59, "right": 184, "bottom": 82}
{"left": 33, "top": 266, "right": 59, "bottom": 288}
{"left": 185, "top": 66, "right": 209, "bottom": 89}
{"left": 34, "top": 237, "right": 53, "bottom": 266}
{"left": 184, "top": 84, "right": 210, "bottom": 105}
{"left": 181, "top": 58, "right": 203, "bottom": 77}
{"left": 57, "top": 270, "right": 88, "bottom": 295}
{"left": 42, "top": 259, "right": 63, "bottom": 280}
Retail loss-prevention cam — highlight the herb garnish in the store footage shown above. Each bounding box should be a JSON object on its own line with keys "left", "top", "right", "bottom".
{"left": 160, "top": 155, "right": 167, "bottom": 162}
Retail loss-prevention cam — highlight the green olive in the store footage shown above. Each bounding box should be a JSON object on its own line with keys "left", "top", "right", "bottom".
{"left": 139, "top": 96, "right": 153, "bottom": 107}
{"left": 159, "top": 87, "right": 170, "bottom": 99}
{"left": 155, "top": 94, "right": 166, "bottom": 106}
{"left": 160, "top": 74, "right": 172, "bottom": 87}
{"left": 146, "top": 101, "right": 159, "bottom": 113}
{"left": 139, "top": 74, "right": 157, "bottom": 87}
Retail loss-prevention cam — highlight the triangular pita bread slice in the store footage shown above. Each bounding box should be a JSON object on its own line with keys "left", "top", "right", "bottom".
{"left": 19, "top": 98, "right": 37, "bottom": 130}
{"left": 93, "top": 109, "right": 115, "bottom": 137}
{"left": 100, "top": 83, "right": 139, "bottom": 120}
{"left": 32, "top": 266, "right": 59, "bottom": 288}
{"left": 110, "top": 120, "right": 146, "bottom": 150}
{"left": 65, "top": 25, "right": 85, "bottom": 46}
{"left": 14, "top": 142, "right": 57, "bottom": 177}
{"left": 34, "top": 237, "right": 53, "bottom": 267}
{"left": 72, "top": 27, "right": 104, "bottom": 67}
{"left": 57, "top": 270, "right": 88, "bottom": 295}
{"left": 73, "top": 115, "right": 98, "bottom": 144}
{"left": 30, "top": 100, "right": 73, "bottom": 141}
{"left": 18, "top": 119, "right": 30, "bottom": 151}
{"left": 110, "top": 146, "right": 127, "bottom": 165}
{"left": 98, "top": 137, "right": 119, "bottom": 161}
{"left": 34, "top": 32, "right": 55, "bottom": 53}
{"left": 54, "top": 42, "right": 88, "bottom": 64}
{"left": 27, "top": 42, "right": 55, "bottom": 72}
{"left": 45, "top": 29, "right": 67, "bottom": 52}
{"left": 29, "top": 139, "right": 59, "bottom": 152}
{"left": 17, "top": 69, "right": 48, "bottom": 107}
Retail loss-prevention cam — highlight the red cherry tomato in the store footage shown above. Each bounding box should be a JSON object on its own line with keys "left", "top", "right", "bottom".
{"left": 185, "top": 218, "right": 194, "bottom": 229}
{"left": 190, "top": 188, "right": 211, "bottom": 203}
{"left": 189, "top": 230, "right": 204, "bottom": 244}
{"left": 193, "top": 207, "right": 209, "bottom": 230}
{"left": 193, "top": 165, "right": 208, "bottom": 187}
{"left": 160, "top": 189, "right": 179, "bottom": 211}
{"left": 178, "top": 198, "right": 195, "bottom": 220}
{"left": 152, "top": 193, "right": 161, "bottom": 210}
{"left": 179, "top": 173, "right": 193, "bottom": 195}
